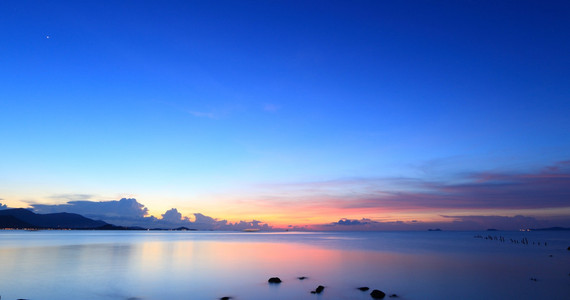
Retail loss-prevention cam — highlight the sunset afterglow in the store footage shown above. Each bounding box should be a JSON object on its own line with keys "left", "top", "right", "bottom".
{"left": 1, "top": 1, "right": 569, "bottom": 231}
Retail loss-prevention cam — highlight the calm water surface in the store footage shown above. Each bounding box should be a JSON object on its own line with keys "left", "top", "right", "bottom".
{"left": 0, "top": 231, "right": 568, "bottom": 299}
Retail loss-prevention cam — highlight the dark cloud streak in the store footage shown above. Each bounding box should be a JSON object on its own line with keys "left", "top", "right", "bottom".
{"left": 296, "top": 160, "right": 570, "bottom": 211}
{"left": 321, "top": 214, "right": 566, "bottom": 231}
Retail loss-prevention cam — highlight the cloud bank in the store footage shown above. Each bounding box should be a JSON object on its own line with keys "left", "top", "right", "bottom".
{"left": 31, "top": 198, "right": 271, "bottom": 231}
{"left": 313, "top": 214, "right": 564, "bottom": 231}
{"left": 33, "top": 198, "right": 149, "bottom": 219}
{"left": 22, "top": 160, "right": 570, "bottom": 231}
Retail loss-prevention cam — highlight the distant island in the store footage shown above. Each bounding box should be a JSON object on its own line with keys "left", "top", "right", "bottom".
{"left": 530, "top": 227, "right": 570, "bottom": 231}
{"left": 0, "top": 208, "right": 194, "bottom": 231}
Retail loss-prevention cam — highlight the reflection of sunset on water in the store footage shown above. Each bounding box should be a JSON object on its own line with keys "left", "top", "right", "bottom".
{"left": 0, "top": 231, "right": 568, "bottom": 299}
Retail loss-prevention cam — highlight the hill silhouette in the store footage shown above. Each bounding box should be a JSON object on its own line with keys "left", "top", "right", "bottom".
{"left": 0, "top": 208, "right": 107, "bottom": 229}
{"left": 0, "top": 208, "right": 195, "bottom": 230}
{"left": 0, "top": 215, "right": 38, "bottom": 228}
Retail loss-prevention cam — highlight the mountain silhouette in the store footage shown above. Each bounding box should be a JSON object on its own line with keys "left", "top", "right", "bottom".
{"left": 0, "top": 215, "right": 37, "bottom": 228}
{"left": 0, "top": 208, "right": 107, "bottom": 229}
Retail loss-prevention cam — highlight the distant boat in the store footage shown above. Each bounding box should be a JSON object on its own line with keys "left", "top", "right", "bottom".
{"left": 243, "top": 228, "right": 260, "bottom": 232}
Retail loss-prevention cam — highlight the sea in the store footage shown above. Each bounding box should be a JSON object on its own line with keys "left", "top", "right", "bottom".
{"left": 0, "top": 230, "right": 568, "bottom": 300}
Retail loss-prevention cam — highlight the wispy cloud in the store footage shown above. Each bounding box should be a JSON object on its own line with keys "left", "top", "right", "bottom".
{"left": 188, "top": 110, "right": 216, "bottom": 119}
{"left": 251, "top": 160, "right": 570, "bottom": 212}
{"left": 48, "top": 193, "right": 94, "bottom": 201}
{"left": 263, "top": 103, "right": 281, "bottom": 112}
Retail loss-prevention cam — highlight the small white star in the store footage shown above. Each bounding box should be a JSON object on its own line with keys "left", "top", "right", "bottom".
{"left": 46, "top": 35, "right": 50, "bottom": 39}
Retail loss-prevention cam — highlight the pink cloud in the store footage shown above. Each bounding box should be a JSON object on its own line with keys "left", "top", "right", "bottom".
{"left": 249, "top": 160, "right": 570, "bottom": 215}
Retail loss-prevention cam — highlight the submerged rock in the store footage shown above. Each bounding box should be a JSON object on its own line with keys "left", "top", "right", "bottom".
{"left": 370, "top": 289, "right": 386, "bottom": 299}
{"left": 311, "top": 285, "right": 325, "bottom": 294}
{"left": 358, "top": 287, "right": 370, "bottom": 291}
{"left": 389, "top": 294, "right": 399, "bottom": 298}
{"left": 268, "top": 277, "right": 282, "bottom": 284}
{"left": 220, "top": 297, "right": 232, "bottom": 300}
{"left": 298, "top": 276, "right": 307, "bottom": 280}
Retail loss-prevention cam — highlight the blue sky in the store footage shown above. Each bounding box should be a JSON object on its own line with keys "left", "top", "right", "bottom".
{"left": 1, "top": 1, "right": 569, "bottom": 229}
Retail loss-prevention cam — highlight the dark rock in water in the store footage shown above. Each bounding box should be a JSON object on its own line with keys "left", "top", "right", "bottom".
{"left": 567, "top": 246, "right": 570, "bottom": 250}
{"left": 298, "top": 276, "right": 307, "bottom": 280}
{"left": 268, "top": 277, "right": 282, "bottom": 284}
{"left": 530, "top": 277, "right": 538, "bottom": 281}
{"left": 389, "top": 294, "right": 399, "bottom": 298}
{"left": 311, "top": 285, "right": 325, "bottom": 294}
{"left": 548, "top": 254, "right": 553, "bottom": 257}
{"left": 220, "top": 297, "right": 232, "bottom": 300}
{"left": 370, "top": 289, "right": 386, "bottom": 299}
{"left": 358, "top": 287, "right": 370, "bottom": 291}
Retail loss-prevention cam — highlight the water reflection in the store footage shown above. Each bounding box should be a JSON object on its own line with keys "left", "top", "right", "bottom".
{"left": 0, "top": 231, "right": 568, "bottom": 300}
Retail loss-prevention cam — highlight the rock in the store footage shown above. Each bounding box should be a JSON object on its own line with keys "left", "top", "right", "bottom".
{"left": 311, "top": 285, "right": 325, "bottom": 294}
{"left": 370, "top": 289, "right": 386, "bottom": 299}
{"left": 220, "top": 297, "right": 232, "bottom": 300}
{"left": 389, "top": 294, "right": 399, "bottom": 298}
{"left": 268, "top": 277, "right": 282, "bottom": 284}
{"left": 298, "top": 276, "right": 307, "bottom": 280}
{"left": 358, "top": 287, "right": 370, "bottom": 291}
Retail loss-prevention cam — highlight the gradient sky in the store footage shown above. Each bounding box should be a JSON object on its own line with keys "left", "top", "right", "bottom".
{"left": 1, "top": 1, "right": 569, "bottom": 230}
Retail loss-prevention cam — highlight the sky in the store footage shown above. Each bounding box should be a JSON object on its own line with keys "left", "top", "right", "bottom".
{"left": 1, "top": 0, "right": 569, "bottom": 230}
